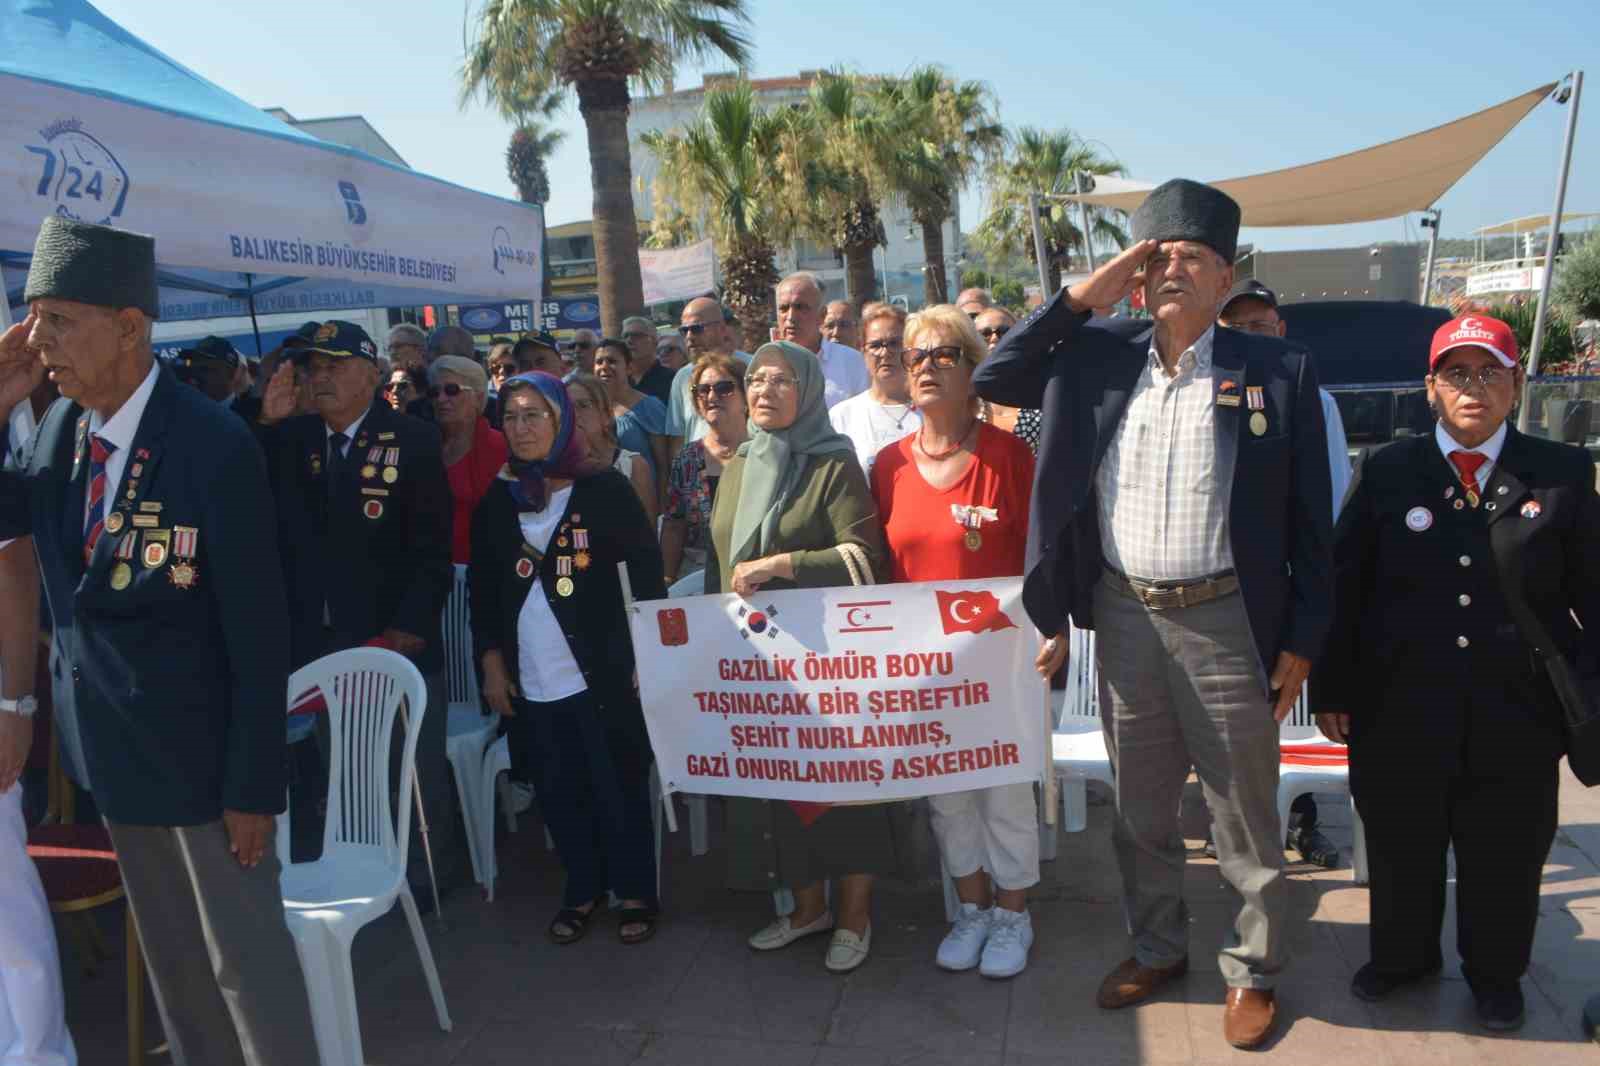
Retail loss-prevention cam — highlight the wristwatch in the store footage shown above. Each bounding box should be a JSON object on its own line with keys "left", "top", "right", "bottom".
{"left": 0, "top": 696, "right": 37, "bottom": 717}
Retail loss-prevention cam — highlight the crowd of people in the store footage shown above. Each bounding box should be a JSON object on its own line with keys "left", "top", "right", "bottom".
{"left": 0, "top": 174, "right": 1596, "bottom": 1066}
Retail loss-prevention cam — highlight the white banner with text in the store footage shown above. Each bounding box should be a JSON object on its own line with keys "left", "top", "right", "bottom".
{"left": 630, "top": 579, "right": 1045, "bottom": 802}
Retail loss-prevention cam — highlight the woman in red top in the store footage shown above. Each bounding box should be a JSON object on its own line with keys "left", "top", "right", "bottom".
{"left": 870, "top": 304, "right": 1040, "bottom": 980}
{"left": 430, "top": 355, "right": 509, "bottom": 563}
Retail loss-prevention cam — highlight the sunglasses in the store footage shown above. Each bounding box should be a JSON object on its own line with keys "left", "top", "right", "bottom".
{"left": 693, "top": 380, "right": 739, "bottom": 400}
{"left": 678, "top": 322, "right": 712, "bottom": 336}
{"left": 427, "top": 383, "right": 471, "bottom": 399}
{"left": 978, "top": 326, "right": 1010, "bottom": 340}
{"left": 489, "top": 362, "right": 516, "bottom": 376}
{"left": 384, "top": 381, "right": 413, "bottom": 394}
{"left": 903, "top": 346, "right": 965, "bottom": 371}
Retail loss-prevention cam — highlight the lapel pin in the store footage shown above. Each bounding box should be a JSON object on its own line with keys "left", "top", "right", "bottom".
{"left": 1521, "top": 499, "right": 1542, "bottom": 519}
{"left": 1405, "top": 506, "right": 1433, "bottom": 532}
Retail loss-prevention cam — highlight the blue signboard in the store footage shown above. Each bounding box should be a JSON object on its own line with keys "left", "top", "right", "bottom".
{"left": 539, "top": 296, "right": 602, "bottom": 332}
{"left": 458, "top": 302, "right": 534, "bottom": 335}
{"left": 153, "top": 327, "right": 298, "bottom": 361}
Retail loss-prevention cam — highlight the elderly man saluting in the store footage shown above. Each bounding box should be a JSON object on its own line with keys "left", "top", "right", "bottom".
{"left": 0, "top": 217, "right": 316, "bottom": 1065}
{"left": 974, "top": 180, "right": 1332, "bottom": 1048}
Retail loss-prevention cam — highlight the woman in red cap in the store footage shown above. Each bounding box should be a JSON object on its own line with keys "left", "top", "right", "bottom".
{"left": 1313, "top": 313, "right": 1600, "bottom": 1031}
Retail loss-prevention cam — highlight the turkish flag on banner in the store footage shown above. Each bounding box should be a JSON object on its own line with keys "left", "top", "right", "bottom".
{"left": 936, "top": 590, "right": 1017, "bottom": 635}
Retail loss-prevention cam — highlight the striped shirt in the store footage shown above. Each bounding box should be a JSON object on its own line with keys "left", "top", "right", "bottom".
{"left": 1096, "top": 326, "right": 1233, "bottom": 582}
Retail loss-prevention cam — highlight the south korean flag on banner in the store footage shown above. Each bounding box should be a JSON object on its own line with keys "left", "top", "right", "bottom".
{"left": 728, "top": 600, "right": 781, "bottom": 640}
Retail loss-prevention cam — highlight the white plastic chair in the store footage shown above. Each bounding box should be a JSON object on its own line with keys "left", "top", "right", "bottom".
{"left": 441, "top": 564, "right": 501, "bottom": 888}
{"left": 1051, "top": 626, "right": 1114, "bottom": 834}
{"left": 1277, "top": 685, "right": 1370, "bottom": 884}
{"left": 277, "top": 648, "right": 452, "bottom": 1066}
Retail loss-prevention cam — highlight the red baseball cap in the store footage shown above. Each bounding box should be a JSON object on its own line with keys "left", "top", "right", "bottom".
{"left": 1429, "top": 314, "right": 1519, "bottom": 372}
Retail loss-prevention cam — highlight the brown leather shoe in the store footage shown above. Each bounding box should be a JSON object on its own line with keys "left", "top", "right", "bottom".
{"left": 1223, "top": 988, "right": 1277, "bottom": 1049}
{"left": 1096, "top": 956, "right": 1189, "bottom": 1009}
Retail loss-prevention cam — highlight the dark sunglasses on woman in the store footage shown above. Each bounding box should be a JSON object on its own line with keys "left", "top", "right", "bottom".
{"left": 902, "top": 346, "right": 964, "bottom": 371}
{"left": 978, "top": 326, "right": 1009, "bottom": 341}
{"left": 385, "top": 381, "right": 412, "bottom": 394}
{"left": 427, "top": 383, "right": 469, "bottom": 399}
{"left": 693, "top": 380, "right": 739, "bottom": 400}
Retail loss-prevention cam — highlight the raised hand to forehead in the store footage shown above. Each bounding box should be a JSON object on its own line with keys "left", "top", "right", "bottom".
{"left": 1065, "top": 239, "right": 1159, "bottom": 315}
{"left": 0, "top": 315, "right": 46, "bottom": 416}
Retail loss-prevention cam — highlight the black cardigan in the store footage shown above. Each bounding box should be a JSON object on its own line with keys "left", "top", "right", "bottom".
{"left": 467, "top": 471, "right": 666, "bottom": 725}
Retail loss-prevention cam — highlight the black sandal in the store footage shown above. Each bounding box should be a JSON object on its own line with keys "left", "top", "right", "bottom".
{"left": 548, "top": 903, "right": 597, "bottom": 945}
{"left": 617, "top": 906, "right": 659, "bottom": 945}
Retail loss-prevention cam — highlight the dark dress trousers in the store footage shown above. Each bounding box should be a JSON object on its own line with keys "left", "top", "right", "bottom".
{"left": 0, "top": 366, "right": 316, "bottom": 1065}
{"left": 970, "top": 291, "right": 1334, "bottom": 671}
{"left": 1313, "top": 428, "right": 1600, "bottom": 986}
{"left": 468, "top": 472, "right": 667, "bottom": 906}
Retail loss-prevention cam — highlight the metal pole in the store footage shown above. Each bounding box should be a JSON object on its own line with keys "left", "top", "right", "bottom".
{"left": 1028, "top": 191, "right": 1052, "bottom": 299}
{"left": 1520, "top": 70, "right": 1583, "bottom": 431}
{"left": 1420, "top": 209, "right": 1441, "bottom": 307}
{"left": 244, "top": 273, "right": 264, "bottom": 357}
{"left": 1075, "top": 172, "right": 1098, "bottom": 273}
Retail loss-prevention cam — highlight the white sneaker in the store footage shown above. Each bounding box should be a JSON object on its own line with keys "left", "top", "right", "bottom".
{"left": 979, "top": 908, "right": 1033, "bottom": 979}
{"left": 936, "top": 903, "right": 992, "bottom": 971}
{"left": 825, "top": 925, "right": 872, "bottom": 973}
{"left": 748, "top": 910, "right": 834, "bottom": 951}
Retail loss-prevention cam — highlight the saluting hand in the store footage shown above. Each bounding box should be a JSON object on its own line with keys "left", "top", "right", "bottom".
{"left": 223, "top": 809, "right": 273, "bottom": 868}
{"left": 1268, "top": 651, "right": 1312, "bottom": 722}
{"left": 1064, "top": 239, "right": 1159, "bottom": 315}
{"left": 258, "top": 362, "right": 298, "bottom": 424}
{"left": 0, "top": 315, "right": 45, "bottom": 419}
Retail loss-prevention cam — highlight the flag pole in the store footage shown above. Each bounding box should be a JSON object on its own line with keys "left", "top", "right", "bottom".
{"left": 1519, "top": 70, "right": 1583, "bottom": 431}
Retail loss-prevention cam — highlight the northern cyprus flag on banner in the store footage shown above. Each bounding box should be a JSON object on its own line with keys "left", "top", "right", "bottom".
{"left": 629, "top": 579, "right": 1046, "bottom": 802}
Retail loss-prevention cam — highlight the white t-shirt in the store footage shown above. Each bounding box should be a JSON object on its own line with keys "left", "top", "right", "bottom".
{"left": 828, "top": 390, "right": 921, "bottom": 476}
{"left": 515, "top": 486, "right": 587, "bottom": 703}
{"left": 817, "top": 339, "right": 870, "bottom": 410}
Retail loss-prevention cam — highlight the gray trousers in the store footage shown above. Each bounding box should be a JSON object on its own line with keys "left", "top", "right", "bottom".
{"left": 1093, "top": 574, "right": 1287, "bottom": 989}
{"left": 106, "top": 819, "right": 317, "bottom": 1066}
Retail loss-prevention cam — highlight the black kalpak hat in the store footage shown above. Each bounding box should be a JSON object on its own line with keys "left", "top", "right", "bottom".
{"left": 1130, "top": 179, "right": 1242, "bottom": 263}
{"left": 292, "top": 320, "right": 378, "bottom": 364}
{"left": 23, "top": 216, "right": 160, "bottom": 319}
{"left": 1220, "top": 278, "right": 1279, "bottom": 316}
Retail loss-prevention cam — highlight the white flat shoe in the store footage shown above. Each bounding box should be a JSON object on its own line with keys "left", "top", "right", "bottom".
{"left": 748, "top": 910, "right": 834, "bottom": 951}
{"left": 825, "top": 925, "right": 872, "bottom": 973}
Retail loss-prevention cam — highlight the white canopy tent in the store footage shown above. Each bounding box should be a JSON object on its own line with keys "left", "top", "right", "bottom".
{"left": 1, "top": 0, "right": 542, "bottom": 343}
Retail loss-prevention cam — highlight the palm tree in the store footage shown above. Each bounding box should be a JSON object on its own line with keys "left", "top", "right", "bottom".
{"left": 642, "top": 82, "right": 816, "bottom": 349}
{"left": 876, "top": 67, "right": 1005, "bottom": 306}
{"left": 461, "top": 0, "right": 752, "bottom": 337}
{"left": 801, "top": 71, "right": 897, "bottom": 311}
{"left": 974, "top": 128, "right": 1128, "bottom": 294}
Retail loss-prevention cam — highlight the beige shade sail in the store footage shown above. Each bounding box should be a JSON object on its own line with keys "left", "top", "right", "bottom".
{"left": 1065, "top": 83, "right": 1557, "bottom": 227}
{"left": 1474, "top": 211, "right": 1598, "bottom": 236}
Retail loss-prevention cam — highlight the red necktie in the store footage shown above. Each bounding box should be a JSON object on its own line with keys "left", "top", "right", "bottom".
{"left": 1448, "top": 450, "right": 1488, "bottom": 505}
{"left": 84, "top": 435, "right": 116, "bottom": 562}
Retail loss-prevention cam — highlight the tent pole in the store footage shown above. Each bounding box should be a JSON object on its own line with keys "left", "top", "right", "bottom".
{"left": 1520, "top": 70, "right": 1583, "bottom": 432}
{"left": 1075, "top": 173, "right": 1098, "bottom": 273}
{"left": 1421, "top": 209, "right": 1441, "bottom": 307}
{"left": 1028, "top": 191, "right": 1052, "bottom": 300}
{"left": 244, "top": 273, "right": 264, "bottom": 357}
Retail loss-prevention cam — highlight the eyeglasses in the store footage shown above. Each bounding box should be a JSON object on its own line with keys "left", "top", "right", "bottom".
{"left": 864, "top": 338, "right": 904, "bottom": 354}
{"left": 903, "top": 346, "right": 965, "bottom": 371}
{"left": 489, "top": 362, "right": 516, "bottom": 376}
{"left": 501, "top": 408, "right": 554, "bottom": 427}
{"left": 428, "top": 383, "right": 472, "bottom": 399}
{"left": 1435, "top": 365, "right": 1513, "bottom": 392}
{"left": 746, "top": 373, "right": 798, "bottom": 392}
{"left": 384, "top": 381, "right": 413, "bottom": 394}
{"left": 978, "top": 326, "right": 1009, "bottom": 340}
{"left": 678, "top": 322, "right": 711, "bottom": 336}
{"left": 623, "top": 331, "right": 653, "bottom": 342}
{"left": 693, "top": 380, "right": 739, "bottom": 400}
{"left": 571, "top": 396, "right": 597, "bottom": 412}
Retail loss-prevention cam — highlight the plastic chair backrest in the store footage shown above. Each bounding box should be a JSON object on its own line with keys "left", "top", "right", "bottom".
{"left": 288, "top": 648, "right": 427, "bottom": 868}
{"left": 1062, "top": 626, "right": 1100, "bottom": 721}
{"left": 1278, "top": 682, "right": 1326, "bottom": 742}
{"left": 443, "top": 564, "right": 480, "bottom": 706}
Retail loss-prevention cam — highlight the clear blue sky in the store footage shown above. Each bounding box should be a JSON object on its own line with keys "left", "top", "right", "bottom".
{"left": 95, "top": 0, "right": 1597, "bottom": 256}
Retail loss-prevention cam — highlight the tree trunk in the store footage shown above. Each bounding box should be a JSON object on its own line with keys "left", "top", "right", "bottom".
{"left": 843, "top": 241, "right": 878, "bottom": 314}
{"left": 920, "top": 217, "right": 948, "bottom": 307}
{"left": 576, "top": 78, "right": 645, "bottom": 339}
{"left": 723, "top": 242, "right": 779, "bottom": 353}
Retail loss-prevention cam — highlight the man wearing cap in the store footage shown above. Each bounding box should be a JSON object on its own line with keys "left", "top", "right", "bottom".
{"left": 1313, "top": 313, "right": 1600, "bottom": 1030}
{"left": 257, "top": 322, "right": 458, "bottom": 900}
{"left": 974, "top": 179, "right": 1333, "bottom": 1047}
{"left": 1217, "top": 278, "right": 1351, "bottom": 869}
{"left": 0, "top": 216, "right": 315, "bottom": 1064}
{"left": 511, "top": 331, "right": 565, "bottom": 377}
{"left": 173, "top": 334, "right": 244, "bottom": 404}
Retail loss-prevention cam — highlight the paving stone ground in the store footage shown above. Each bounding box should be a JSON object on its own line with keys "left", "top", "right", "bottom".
{"left": 62, "top": 765, "right": 1600, "bottom": 1065}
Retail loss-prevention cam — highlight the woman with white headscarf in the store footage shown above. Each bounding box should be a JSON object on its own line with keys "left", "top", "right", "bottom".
{"left": 707, "top": 341, "right": 890, "bottom": 974}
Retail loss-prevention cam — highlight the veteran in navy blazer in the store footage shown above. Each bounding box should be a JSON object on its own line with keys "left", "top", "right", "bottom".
{"left": 973, "top": 180, "right": 1332, "bottom": 1049}
{"left": 0, "top": 217, "right": 314, "bottom": 1065}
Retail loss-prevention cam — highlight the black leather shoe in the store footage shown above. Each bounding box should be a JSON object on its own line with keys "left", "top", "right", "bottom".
{"left": 1291, "top": 826, "right": 1340, "bottom": 868}
{"left": 1350, "top": 961, "right": 1440, "bottom": 1002}
{"left": 1475, "top": 982, "right": 1525, "bottom": 1031}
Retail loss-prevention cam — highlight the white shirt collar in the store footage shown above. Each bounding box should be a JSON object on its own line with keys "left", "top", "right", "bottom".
{"left": 88, "top": 362, "right": 160, "bottom": 450}
{"left": 324, "top": 409, "right": 369, "bottom": 445}
{"left": 1435, "top": 420, "right": 1507, "bottom": 464}
{"left": 1146, "top": 325, "right": 1215, "bottom": 375}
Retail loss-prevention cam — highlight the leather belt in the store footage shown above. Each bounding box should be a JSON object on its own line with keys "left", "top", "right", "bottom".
{"left": 1105, "top": 566, "right": 1239, "bottom": 611}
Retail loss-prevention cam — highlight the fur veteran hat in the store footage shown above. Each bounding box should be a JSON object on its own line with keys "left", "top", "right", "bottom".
{"left": 23, "top": 216, "right": 160, "bottom": 319}
{"left": 1130, "top": 179, "right": 1242, "bottom": 263}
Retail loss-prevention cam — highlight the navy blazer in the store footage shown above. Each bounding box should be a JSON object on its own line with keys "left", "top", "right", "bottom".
{"left": 0, "top": 367, "right": 290, "bottom": 825}
{"left": 259, "top": 401, "right": 453, "bottom": 674}
{"left": 972, "top": 291, "right": 1335, "bottom": 675}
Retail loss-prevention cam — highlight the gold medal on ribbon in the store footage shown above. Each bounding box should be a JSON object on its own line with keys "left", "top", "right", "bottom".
{"left": 574, "top": 550, "right": 592, "bottom": 571}
{"left": 556, "top": 576, "right": 575, "bottom": 597}
{"left": 105, "top": 511, "right": 125, "bottom": 534}
{"left": 169, "top": 562, "right": 197, "bottom": 590}
{"left": 1249, "top": 412, "right": 1268, "bottom": 436}
{"left": 382, "top": 466, "right": 398, "bottom": 484}
{"left": 110, "top": 563, "right": 132, "bottom": 590}
{"left": 361, "top": 464, "right": 377, "bottom": 479}
{"left": 964, "top": 530, "right": 982, "bottom": 552}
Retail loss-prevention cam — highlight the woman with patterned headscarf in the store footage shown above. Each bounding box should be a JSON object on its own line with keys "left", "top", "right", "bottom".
{"left": 707, "top": 341, "right": 891, "bottom": 974}
{"left": 467, "top": 372, "right": 666, "bottom": 946}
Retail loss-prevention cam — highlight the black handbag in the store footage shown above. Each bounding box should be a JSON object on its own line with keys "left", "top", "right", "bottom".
{"left": 1503, "top": 594, "right": 1600, "bottom": 786}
